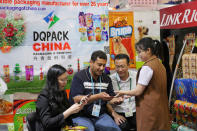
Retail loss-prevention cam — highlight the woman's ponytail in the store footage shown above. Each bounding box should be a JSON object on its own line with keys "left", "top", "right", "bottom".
{"left": 153, "top": 40, "right": 163, "bottom": 60}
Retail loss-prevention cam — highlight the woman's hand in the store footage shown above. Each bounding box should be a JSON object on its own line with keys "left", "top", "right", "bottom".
{"left": 63, "top": 103, "right": 83, "bottom": 118}
{"left": 69, "top": 103, "right": 84, "bottom": 114}
{"left": 114, "top": 90, "right": 128, "bottom": 98}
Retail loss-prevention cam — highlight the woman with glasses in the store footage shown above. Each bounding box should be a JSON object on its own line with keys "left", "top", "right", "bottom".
{"left": 115, "top": 37, "right": 170, "bottom": 131}
{"left": 35, "top": 64, "right": 89, "bottom": 131}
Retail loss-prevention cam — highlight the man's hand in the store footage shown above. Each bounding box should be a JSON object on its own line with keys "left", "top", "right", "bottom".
{"left": 79, "top": 94, "right": 91, "bottom": 105}
{"left": 112, "top": 111, "right": 126, "bottom": 125}
{"left": 109, "top": 97, "right": 124, "bottom": 105}
{"left": 98, "top": 92, "right": 114, "bottom": 101}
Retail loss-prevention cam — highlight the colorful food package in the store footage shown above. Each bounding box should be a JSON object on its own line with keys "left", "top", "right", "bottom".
{"left": 0, "top": 95, "right": 13, "bottom": 115}
{"left": 185, "top": 102, "right": 194, "bottom": 115}
{"left": 25, "top": 65, "right": 34, "bottom": 81}
{"left": 189, "top": 54, "right": 196, "bottom": 68}
{"left": 190, "top": 69, "right": 197, "bottom": 80}
{"left": 191, "top": 80, "right": 197, "bottom": 104}
{"left": 182, "top": 68, "right": 190, "bottom": 79}
{"left": 174, "top": 100, "right": 181, "bottom": 112}
{"left": 179, "top": 101, "right": 186, "bottom": 114}
{"left": 174, "top": 79, "right": 192, "bottom": 102}
{"left": 182, "top": 54, "right": 189, "bottom": 68}
{"left": 3, "top": 65, "right": 10, "bottom": 83}
{"left": 182, "top": 54, "right": 190, "bottom": 79}
{"left": 109, "top": 11, "right": 135, "bottom": 69}
{"left": 63, "top": 125, "right": 88, "bottom": 131}
{"left": 191, "top": 104, "right": 197, "bottom": 118}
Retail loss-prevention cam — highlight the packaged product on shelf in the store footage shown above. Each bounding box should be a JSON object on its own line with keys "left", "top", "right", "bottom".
{"left": 182, "top": 54, "right": 197, "bottom": 79}
{"left": 79, "top": 27, "right": 87, "bottom": 42}
{"left": 182, "top": 54, "right": 190, "bottom": 79}
{"left": 79, "top": 12, "right": 86, "bottom": 27}
{"left": 85, "top": 13, "right": 93, "bottom": 28}
{"left": 25, "top": 65, "right": 34, "bottom": 81}
{"left": 190, "top": 69, "right": 197, "bottom": 80}
{"left": 174, "top": 100, "right": 181, "bottom": 112}
{"left": 101, "top": 27, "right": 108, "bottom": 41}
{"left": 189, "top": 54, "right": 196, "bottom": 68}
{"left": 174, "top": 79, "right": 192, "bottom": 102}
{"left": 179, "top": 101, "right": 186, "bottom": 114}
{"left": 185, "top": 102, "right": 194, "bottom": 115}
{"left": 191, "top": 104, "right": 197, "bottom": 118}
{"left": 3, "top": 65, "right": 10, "bottom": 83}
{"left": 182, "top": 68, "right": 190, "bottom": 79}
{"left": 39, "top": 67, "right": 44, "bottom": 80}
{"left": 92, "top": 15, "right": 101, "bottom": 28}
{"left": 87, "top": 27, "right": 94, "bottom": 41}
{"left": 189, "top": 54, "right": 196, "bottom": 79}
{"left": 13, "top": 63, "right": 21, "bottom": 81}
{"left": 95, "top": 27, "right": 101, "bottom": 41}
{"left": 182, "top": 54, "right": 189, "bottom": 66}
{"left": 176, "top": 112, "right": 181, "bottom": 122}
{"left": 191, "top": 80, "right": 197, "bottom": 103}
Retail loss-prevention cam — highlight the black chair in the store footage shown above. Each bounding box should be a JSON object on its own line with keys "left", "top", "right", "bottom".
{"left": 26, "top": 112, "right": 38, "bottom": 131}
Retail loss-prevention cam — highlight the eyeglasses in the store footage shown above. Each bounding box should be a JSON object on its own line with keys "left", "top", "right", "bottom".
{"left": 58, "top": 78, "right": 68, "bottom": 83}
{"left": 115, "top": 65, "right": 127, "bottom": 69}
{"left": 136, "top": 50, "right": 145, "bottom": 54}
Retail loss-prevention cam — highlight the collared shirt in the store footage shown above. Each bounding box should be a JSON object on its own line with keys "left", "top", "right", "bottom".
{"left": 138, "top": 66, "right": 153, "bottom": 86}
{"left": 69, "top": 67, "right": 115, "bottom": 117}
{"left": 110, "top": 70, "right": 137, "bottom": 113}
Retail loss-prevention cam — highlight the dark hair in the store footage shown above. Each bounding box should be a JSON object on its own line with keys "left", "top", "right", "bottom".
{"left": 91, "top": 50, "right": 107, "bottom": 62}
{"left": 45, "top": 64, "right": 69, "bottom": 115}
{"left": 135, "top": 37, "right": 163, "bottom": 58}
{"left": 114, "top": 54, "right": 130, "bottom": 65}
{"left": 161, "top": 29, "right": 171, "bottom": 39}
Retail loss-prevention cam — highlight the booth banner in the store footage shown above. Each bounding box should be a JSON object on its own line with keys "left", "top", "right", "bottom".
{"left": 0, "top": 0, "right": 109, "bottom": 93}
{"left": 160, "top": 1, "right": 197, "bottom": 29}
{"left": 160, "top": 1, "right": 197, "bottom": 74}
{"left": 109, "top": 11, "right": 135, "bottom": 69}
{"left": 134, "top": 11, "right": 160, "bottom": 68}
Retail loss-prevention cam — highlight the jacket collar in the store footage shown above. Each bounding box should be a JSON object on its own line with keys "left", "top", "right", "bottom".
{"left": 144, "top": 55, "right": 157, "bottom": 64}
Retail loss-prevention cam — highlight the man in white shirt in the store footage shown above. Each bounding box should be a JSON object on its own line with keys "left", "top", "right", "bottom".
{"left": 108, "top": 54, "right": 137, "bottom": 131}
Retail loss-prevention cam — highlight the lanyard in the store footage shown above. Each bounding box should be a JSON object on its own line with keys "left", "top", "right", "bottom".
{"left": 89, "top": 69, "right": 102, "bottom": 105}
{"left": 116, "top": 74, "right": 132, "bottom": 102}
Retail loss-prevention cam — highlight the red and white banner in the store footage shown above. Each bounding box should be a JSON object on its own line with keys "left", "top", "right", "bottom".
{"left": 160, "top": 1, "right": 197, "bottom": 29}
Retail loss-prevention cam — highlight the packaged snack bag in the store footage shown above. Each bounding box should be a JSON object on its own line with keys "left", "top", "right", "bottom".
{"left": 191, "top": 104, "right": 197, "bottom": 118}
{"left": 191, "top": 80, "right": 197, "bottom": 103}
{"left": 174, "top": 79, "right": 192, "bottom": 102}
{"left": 85, "top": 13, "right": 93, "bottom": 28}
{"left": 179, "top": 101, "right": 186, "bottom": 114}
{"left": 185, "top": 102, "right": 193, "bottom": 115}
{"left": 79, "top": 12, "right": 86, "bottom": 27}
{"left": 174, "top": 100, "right": 181, "bottom": 112}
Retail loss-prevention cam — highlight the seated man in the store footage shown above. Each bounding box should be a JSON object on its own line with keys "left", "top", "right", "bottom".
{"left": 69, "top": 50, "right": 121, "bottom": 131}
{"left": 109, "top": 54, "right": 137, "bottom": 131}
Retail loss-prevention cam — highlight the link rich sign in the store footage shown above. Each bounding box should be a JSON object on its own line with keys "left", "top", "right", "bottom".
{"left": 160, "top": 1, "right": 197, "bottom": 29}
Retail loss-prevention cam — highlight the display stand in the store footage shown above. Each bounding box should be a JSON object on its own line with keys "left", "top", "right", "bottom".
{"left": 160, "top": 1, "right": 197, "bottom": 130}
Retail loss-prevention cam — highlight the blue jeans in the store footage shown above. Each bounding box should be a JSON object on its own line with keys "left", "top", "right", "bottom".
{"left": 72, "top": 113, "right": 121, "bottom": 131}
